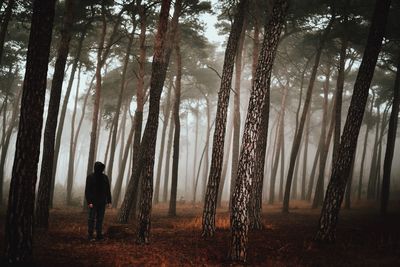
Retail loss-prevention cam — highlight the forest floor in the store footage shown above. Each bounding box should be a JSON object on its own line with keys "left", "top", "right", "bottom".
{"left": 0, "top": 201, "right": 399, "bottom": 266}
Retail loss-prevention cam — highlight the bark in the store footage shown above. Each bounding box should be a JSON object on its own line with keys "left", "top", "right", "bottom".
{"left": 103, "top": 121, "right": 114, "bottom": 164}
{"left": 201, "top": 0, "right": 248, "bottom": 238}
{"left": 229, "top": 0, "right": 288, "bottom": 261}
{"left": 5, "top": 0, "right": 56, "bottom": 262}
{"left": 283, "top": 14, "right": 335, "bottom": 213}
{"left": 357, "top": 96, "right": 374, "bottom": 200}
{"left": 380, "top": 56, "right": 400, "bottom": 215}
{"left": 344, "top": 152, "right": 356, "bottom": 209}
{"left": 0, "top": 0, "right": 15, "bottom": 65}
{"left": 269, "top": 86, "right": 287, "bottom": 204}
{"left": 278, "top": 130, "right": 285, "bottom": 201}
{"left": 135, "top": 0, "right": 178, "bottom": 244}
{"left": 168, "top": 37, "right": 182, "bottom": 216}
{"left": 315, "top": 0, "right": 390, "bottom": 242}
{"left": 36, "top": 0, "right": 75, "bottom": 228}
{"left": 306, "top": 139, "right": 321, "bottom": 201}
{"left": 117, "top": 0, "right": 147, "bottom": 222}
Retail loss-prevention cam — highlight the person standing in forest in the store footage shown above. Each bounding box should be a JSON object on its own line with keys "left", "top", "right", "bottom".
{"left": 85, "top": 161, "right": 112, "bottom": 241}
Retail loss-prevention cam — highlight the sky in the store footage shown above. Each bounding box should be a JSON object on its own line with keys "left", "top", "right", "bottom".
{"left": 199, "top": 0, "right": 227, "bottom": 49}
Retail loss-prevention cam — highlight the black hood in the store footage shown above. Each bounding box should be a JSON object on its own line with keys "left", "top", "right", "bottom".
{"left": 94, "top": 161, "right": 105, "bottom": 174}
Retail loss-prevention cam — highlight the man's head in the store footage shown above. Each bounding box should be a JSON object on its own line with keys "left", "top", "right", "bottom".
{"left": 94, "top": 161, "right": 105, "bottom": 173}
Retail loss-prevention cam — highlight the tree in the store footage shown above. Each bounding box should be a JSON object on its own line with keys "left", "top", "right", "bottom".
{"left": 5, "top": 0, "right": 57, "bottom": 262}
{"left": 380, "top": 55, "right": 400, "bottom": 214}
{"left": 315, "top": 0, "right": 391, "bottom": 242}
{"left": 35, "top": 0, "right": 76, "bottom": 228}
{"left": 229, "top": 0, "right": 288, "bottom": 261}
{"left": 0, "top": 0, "right": 15, "bottom": 64}
{"left": 201, "top": 0, "right": 248, "bottom": 238}
{"left": 135, "top": 0, "right": 179, "bottom": 243}
{"left": 282, "top": 11, "right": 336, "bottom": 213}
{"left": 168, "top": 31, "right": 182, "bottom": 216}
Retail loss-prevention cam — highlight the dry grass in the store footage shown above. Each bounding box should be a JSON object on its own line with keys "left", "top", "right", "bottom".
{"left": 0, "top": 201, "right": 399, "bottom": 266}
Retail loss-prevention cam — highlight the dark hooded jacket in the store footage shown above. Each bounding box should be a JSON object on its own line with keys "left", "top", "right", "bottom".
{"left": 85, "top": 162, "right": 112, "bottom": 206}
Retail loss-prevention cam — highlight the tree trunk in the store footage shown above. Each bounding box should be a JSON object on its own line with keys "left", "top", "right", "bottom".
{"left": 162, "top": 111, "right": 174, "bottom": 202}
{"left": 311, "top": 63, "right": 331, "bottom": 209}
{"left": 108, "top": 28, "right": 134, "bottom": 187}
{"left": 229, "top": 16, "right": 246, "bottom": 208}
{"left": 35, "top": 0, "right": 75, "bottom": 228}
{"left": 86, "top": 4, "right": 107, "bottom": 180}
{"left": 301, "top": 112, "right": 310, "bottom": 200}
{"left": 306, "top": 138, "right": 321, "bottom": 201}
{"left": 135, "top": 0, "right": 179, "bottom": 244}
{"left": 50, "top": 23, "right": 88, "bottom": 206}
{"left": 154, "top": 85, "right": 172, "bottom": 204}
{"left": 315, "top": 0, "right": 390, "bottom": 242}
{"left": 0, "top": 90, "right": 21, "bottom": 205}
{"left": 112, "top": 114, "right": 136, "bottom": 207}
{"left": 380, "top": 55, "right": 400, "bottom": 214}
{"left": 217, "top": 117, "right": 233, "bottom": 208}
{"left": 229, "top": 0, "right": 288, "bottom": 261}
{"left": 201, "top": 0, "right": 248, "bottom": 238}
{"left": 168, "top": 36, "right": 182, "bottom": 217}
{"left": 344, "top": 152, "right": 356, "bottom": 209}
{"left": 367, "top": 110, "right": 381, "bottom": 199}
{"left": 66, "top": 63, "right": 82, "bottom": 205}
{"left": 192, "top": 102, "right": 200, "bottom": 195}
{"left": 103, "top": 119, "right": 114, "bottom": 164}
{"left": 5, "top": 0, "right": 56, "bottom": 262}
{"left": 201, "top": 97, "right": 211, "bottom": 202}
{"left": 278, "top": 129, "right": 285, "bottom": 201}
{"left": 117, "top": 0, "right": 147, "bottom": 222}
{"left": 332, "top": 35, "right": 348, "bottom": 163}
{"left": 269, "top": 86, "right": 287, "bottom": 204}
{"left": 0, "top": 0, "right": 15, "bottom": 65}
{"left": 283, "top": 14, "right": 335, "bottom": 213}
{"left": 357, "top": 97, "right": 374, "bottom": 200}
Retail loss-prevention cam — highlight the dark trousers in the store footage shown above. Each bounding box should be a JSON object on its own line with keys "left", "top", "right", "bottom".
{"left": 88, "top": 204, "right": 106, "bottom": 237}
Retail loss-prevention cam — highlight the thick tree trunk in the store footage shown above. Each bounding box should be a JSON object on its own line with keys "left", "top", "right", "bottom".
{"left": 282, "top": 14, "right": 335, "bottom": 213}
{"left": 5, "top": 0, "right": 56, "bottom": 262}
{"left": 380, "top": 56, "right": 400, "bottom": 214}
{"left": 168, "top": 38, "right": 182, "bottom": 216}
{"left": 0, "top": 0, "right": 15, "bottom": 65}
{"left": 344, "top": 153, "right": 356, "bottom": 209}
{"left": 35, "top": 0, "right": 75, "bottom": 228}
{"left": 229, "top": 0, "right": 288, "bottom": 261}
{"left": 135, "top": 0, "right": 179, "bottom": 244}
{"left": 315, "top": 0, "right": 390, "bottom": 242}
{"left": 201, "top": 0, "right": 248, "bottom": 238}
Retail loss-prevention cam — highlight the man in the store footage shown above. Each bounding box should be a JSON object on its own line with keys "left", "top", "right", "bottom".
{"left": 85, "top": 161, "right": 112, "bottom": 241}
